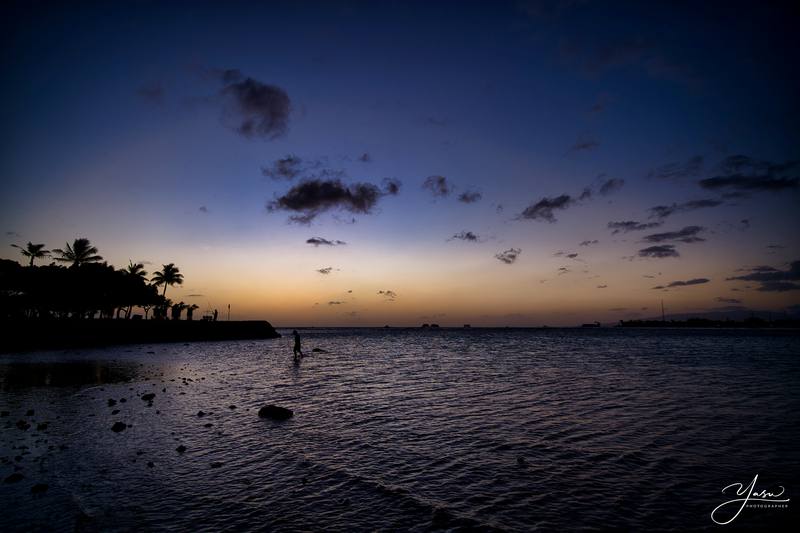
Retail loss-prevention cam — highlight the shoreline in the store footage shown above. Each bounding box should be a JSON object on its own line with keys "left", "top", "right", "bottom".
{"left": 0, "top": 319, "right": 281, "bottom": 353}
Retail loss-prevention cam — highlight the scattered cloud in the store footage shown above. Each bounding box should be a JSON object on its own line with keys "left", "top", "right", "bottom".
{"left": 716, "top": 297, "right": 741, "bottom": 304}
{"left": 378, "top": 290, "right": 397, "bottom": 301}
{"left": 306, "top": 237, "right": 346, "bottom": 246}
{"left": 597, "top": 284, "right": 608, "bottom": 288}
{"left": 598, "top": 178, "right": 624, "bottom": 196}
{"left": 568, "top": 137, "right": 599, "bottom": 154}
{"left": 425, "top": 116, "right": 448, "bottom": 127}
{"left": 648, "top": 199, "right": 722, "bottom": 219}
{"left": 727, "top": 260, "right": 800, "bottom": 291}
{"left": 495, "top": 248, "right": 521, "bottom": 264}
{"left": 449, "top": 231, "right": 480, "bottom": 242}
{"left": 358, "top": 153, "right": 371, "bottom": 163}
{"left": 382, "top": 178, "right": 402, "bottom": 195}
{"left": 262, "top": 155, "right": 303, "bottom": 180}
{"left": 699, "top": 156, "right": 800, "bottom": 194}
{"left": 328, "top": 301, "right": 345, "bottom": 305}
{"left": 269, "top": 179, "right": 393, "bottom": 223}
{"left": 642, "top": 225, "right": 705, "bottom": 243}
{"left": 458, "top": 190, "right": 482, "bottom": 203}
{"left": 187, "top": 294, "right": 204, "bottom": 298}
{"left": 216, "top": 69, "right": 290, "bottom": 140}
{"left": 608, "top": 220, "right": 663, "bottom": 234}
{"left": 198, "top": 205, "right": 209, "bottom": 213}
{"left": 638, "top": 245, "right": 679, "bottom": 258}
{"left": 422, "top": 175, "right": 451, "bottom": 197}
{"left": 519, "top": 194, "right": 574, "bottom": 222}
{"left": 580, "top": 239, "right": 599, "bottom": 246}
{"left": 647, "top": 155, "right": 704, "bottom": 180}
{"left": 316, "top": 267, "right": 334, "bottom": 275}
{"left": 137, "top": 82, "right": 164, "bottom": 104}
{"left": 767, "top": 244, "right": 785, "bottom": 250}
{"left": 654, "top": 278, "right": 710, "bottom": 289}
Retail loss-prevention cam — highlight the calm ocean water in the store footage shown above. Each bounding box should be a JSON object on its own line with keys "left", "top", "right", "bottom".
{"left": 1, "top": 328, "right": 798, "bottom": 531}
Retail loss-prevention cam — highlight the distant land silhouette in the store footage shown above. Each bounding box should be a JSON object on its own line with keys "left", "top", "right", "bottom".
{"left": 1, "top": 238, "right": 280, "bottom": 351}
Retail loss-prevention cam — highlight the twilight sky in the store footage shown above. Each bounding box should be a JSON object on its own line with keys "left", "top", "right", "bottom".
{"left": 1, "top": 0, "right": 798, "bottom": 326}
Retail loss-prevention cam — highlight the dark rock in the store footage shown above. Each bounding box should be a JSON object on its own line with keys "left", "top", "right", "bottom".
{"left": 258, "top": 405, "right": 293, "bottom": 421}
{"left": 311, "top": 348, "right": 327, "bottom": 353}
{"left": 176, "top": 445, "right": 187, "bottom": 454}
{"left": 210, "top": 462, "right": 223, "bottom": 468}
{"left": 203, "top": 423, "right": 213, "bottom": 428}
{"left": 147, "top": 461, "right": 154, "bottom": 468}
{"left": 0, "top": 411, "right": 9, "bottom": 417}
{"left": 141, "top": 393, "right": 155, "bottom": 402}
{"left": 111, "top": 409, "right": 120, "bottom": 415}
{"left": 517, "top": 456, "right": 528, "bottom": 467}
{"left": 197, "top": 411, "right": 206, "bottom": 417}
{"left": 31, "top": 483, "right": 48, "bottom": 494}
{"left": 16, "top": 420, "right": 30, "bottom": 431}
{"left": 228, "top": 405, "right": 236, "bottom": 410}
{"left": 36, "top": 423, "right": 48, "bottom": 431}
{"left": 119, "top": 398, "right": 126, "bottom": 403}
{"left": 107, "top": 399, "right": 117, "bottom": 407}
{"left": 26, "top": 409, "right": 34, "bottom": 416}
{"left": 4, "top": 473, "right": 24, "bottom": 484}
{"left": 111, "top": 422, "right": 127, "bottom": 433}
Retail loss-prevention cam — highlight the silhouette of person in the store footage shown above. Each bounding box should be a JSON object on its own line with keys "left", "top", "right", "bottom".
{"left": 292, "top": 329, "right": 303, "bottom": 361}
{"left": 213, "top": 309, "right": 218, "bottom": 322}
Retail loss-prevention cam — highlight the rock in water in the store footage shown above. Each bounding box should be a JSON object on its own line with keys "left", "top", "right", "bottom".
{"left": 141, "top": 393, "right": 155, "bottom": 402}
{"left": 111, "top": 422, "right": 127, "bottom": 433}
{"left": 258, "top": 405, "right": 293, "bottom": 421}
{"left": 31, "top": 483, "right": 48, "bottom": 494}
{"left": 176, "top": 445, "right": 187, "bottom": 454}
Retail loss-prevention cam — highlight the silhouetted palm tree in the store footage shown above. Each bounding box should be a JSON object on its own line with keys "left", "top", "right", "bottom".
{"left": 125, "top": 260, "right": 148, "bottom": 280}
{"left": 52, "top": 238, "right": 103, "bottom": 267}
{"left": 11, "top": 242, "right": 50, "bottom": 266}
{"left": 186, "top": 303, "right": 199, "bottom": 321}
{"left": 151, "top": 263, "right": 184, "bottom": 298}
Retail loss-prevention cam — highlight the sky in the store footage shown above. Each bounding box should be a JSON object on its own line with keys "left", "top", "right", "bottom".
{"left": 1, "top": 0, "right": 798, "bottom": 326}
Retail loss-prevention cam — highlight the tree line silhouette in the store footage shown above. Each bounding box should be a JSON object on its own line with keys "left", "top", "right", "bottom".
{"left": 1, "top": 238, "right": 200, "bottom": 321}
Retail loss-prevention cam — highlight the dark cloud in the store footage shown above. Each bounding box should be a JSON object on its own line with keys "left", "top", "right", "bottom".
{"left": 187, "top": 294, "right": 204, "bottom": 298}
{"left": 608, "top": 220, "right": 663, "bottom": 234}
{"left": 449, "top": 231, "right": 480, "bottom": 242}
{"left": 378, "top": 290, "right": 397, "bottom": 301}
{"left": 580, "top": 240, "right": 599, "bottom": 246}
{"left": 558, "top": 267, "right": 570, "bottom": 275}
{"left": 578, "top": 187, "right": 592, "bottom": 201}
{"left": 458, "top": 190, "right": 482, "bottom": 203}
{"left": 767, "top": 244, "right": 785, "bottom": 250}
{"left": 598, "top": 178, "right": 624, "bottom": 196}
{"left": 382, "top": 178, "right": 402, "bottom": 195}
{"left": 647, "top": 155, "right": 704, "bottom": 180}
{"left": 262, "top": 155, "right": 303, "bottom": 180}
{"left": 568, "top": 137, "right": 599, "bottom": 153}
{"left": 589, "top": 93, "right": 610, "bottom": 113}
{"left": 638, "top": 245, "right": 679, "bottom": 258}
{"left": 643, "top": 226, "right": 705, "bottom": 244}
{"left": 328, "top": 301, "right": 345, "bottom": 305}
{"left": 425, "top": 116, "right": 448, "bottom": 127}
{"left": 358, "top": 153, "right": 371, "bottom": 163}
{"left": 422, "top": 175, "right": 451, "bottom": 197}
{"left": 217, "top": 70, "right": 290, "bottom": 140}
{"left": 316, "top": 267, "right": 334, "bottom": 275}
{"left": 495, "top": 248, "right": 521, "bottom": 264}
{"left": 519, "top": 194, "right": 574, "bottom": 222}
{"left": 656, "top": 278, "right": 710, "bottom": 288}
{"left": 269, "top": 179, "right": 390, "bottom": 223}
{"left": 727, "top": 260, "right": 800, "bottom": 291}
{"left": 198, "top": 205, "right": 209, "bottom": 213}
{"left": 137, "top": 82, "right": 164, "bottom": 105}
{"left": 716, "top": 297, "right": 741, "bottom": 304}
{"left": 597, "top": 284, "right": 608, "bottom": 288}
{"left": 566, "top": 253, "right": 579, "bottom": 259}
{"left": 306, "top": 237, "right": 346, "bottom": 246}
{"left": 699, "top": 156, "right": 799, "bottom": 194}
{"left": 648, "top": 199, "right": 722, "bottom": 219}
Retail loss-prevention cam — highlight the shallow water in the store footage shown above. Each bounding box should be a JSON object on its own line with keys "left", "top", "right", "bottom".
{"left": 1, "top": 328, "right": 798, "bottom": 531}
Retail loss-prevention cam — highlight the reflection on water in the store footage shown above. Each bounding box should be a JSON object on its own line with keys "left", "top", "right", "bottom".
{"left": 0, "top": 329, "right": 798, "bottom": 531}
{"left": 0, "top": 361, "right": 143, "bottom": 390}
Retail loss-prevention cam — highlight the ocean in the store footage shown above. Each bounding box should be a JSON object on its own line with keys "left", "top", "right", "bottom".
{"left": 1, "top": 328, "right": 798, "bottom": 531}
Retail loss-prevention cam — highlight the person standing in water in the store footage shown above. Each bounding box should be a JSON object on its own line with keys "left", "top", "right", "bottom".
{"left": 292, "top": 330, "right": 303, "bottom": 361}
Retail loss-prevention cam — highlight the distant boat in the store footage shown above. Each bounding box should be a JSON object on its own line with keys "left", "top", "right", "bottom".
{"left": 463, "top": 324, "right": 471, "bottom": 328}
{"left": 581, "top": 321, "right": 601, "bottom": 328}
